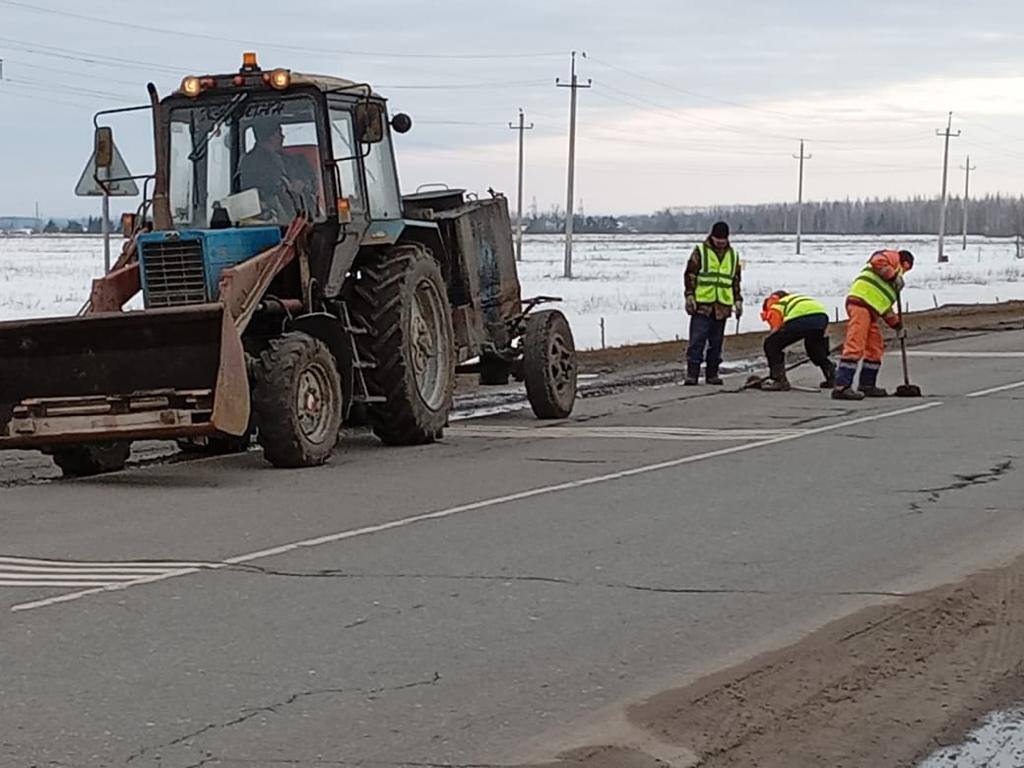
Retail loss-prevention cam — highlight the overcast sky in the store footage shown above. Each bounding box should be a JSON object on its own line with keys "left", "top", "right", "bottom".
{"left": 3, "top": 0, "right": 1024, "bottom": 218}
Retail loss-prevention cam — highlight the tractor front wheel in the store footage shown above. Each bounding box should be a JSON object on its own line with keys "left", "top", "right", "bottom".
{"left": 523, "top": 310, "right": 578, "bottom": 419}
{"left": 253, "top": 332, "right": 343, "bottom": 468}
{"left": 52, "top": 442, "right": 131, "bottom": 478}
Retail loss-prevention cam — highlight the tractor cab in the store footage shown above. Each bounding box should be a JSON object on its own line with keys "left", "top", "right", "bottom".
{"left": 162, "top": 54, "right": 408, "bottom": 233}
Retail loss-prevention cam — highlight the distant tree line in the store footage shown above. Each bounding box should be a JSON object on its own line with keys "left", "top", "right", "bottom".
{"left": 525, "top": 195, "right": 1024, "bottom": 236}
{"left": 40, "top": 216, "right": 114, "bottom": 234}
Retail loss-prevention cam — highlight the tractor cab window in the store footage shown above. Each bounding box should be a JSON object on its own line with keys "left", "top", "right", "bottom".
{"left": 168, "top": 94, "right": 326, "bottom": 228}
{"left": 363, "top": 130, "right": 402, "bottom": 220}
{"left": 328, "top": 106, "right": 364, "bottom": 214}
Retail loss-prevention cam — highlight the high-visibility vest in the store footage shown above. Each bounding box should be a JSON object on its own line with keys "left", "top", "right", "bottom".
{"left": 849, "top": 261, "right": 899, "bottom": 314}
{"left": 695, "top": 243, "right": 738, "bottom": 305}
{"left": 776, "top": 293, "right": 827, "bottom": 322}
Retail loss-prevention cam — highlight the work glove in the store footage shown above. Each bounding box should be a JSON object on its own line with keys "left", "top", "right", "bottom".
{"left": 734, "top": 301, "right": 744, "bottom": 318}
{"left": 893, "top": 274, "right": 905, "bottom": 292}
{"left": 685, "top": 295, "right": 697, "bottom": 315}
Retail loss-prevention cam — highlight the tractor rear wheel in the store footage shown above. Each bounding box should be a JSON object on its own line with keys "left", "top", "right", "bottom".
{"left": 523, "top": 309, "right": 577, "bottom": 419}
{"left": 253, "top": 332, "right": 342, "bottom": 468}
{"left": 352, "top": 245, "right": 455, "bottom": 446}
{"left": 52, "top": 441, "right": 131, "bottom": 478}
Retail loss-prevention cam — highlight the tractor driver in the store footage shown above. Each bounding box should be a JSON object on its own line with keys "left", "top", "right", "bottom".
{"left": 238, "top": 118, "right": 319, "bottom": 223}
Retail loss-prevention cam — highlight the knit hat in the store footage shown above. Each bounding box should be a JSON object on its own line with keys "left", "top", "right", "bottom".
{"left": 898, "top": 250, "right": 915, "bottom": 270}
{"left": 711, "top": 221, "right": 730, "bottom": 239}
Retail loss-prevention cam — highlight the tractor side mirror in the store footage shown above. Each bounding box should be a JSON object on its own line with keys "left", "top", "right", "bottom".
{"left": 94, "top": 126, "right": 114, "bottom": 169}
{"left": 391, "top": 113, "right": 413, "bottom": 134}
{"left": 355, "top": 102, "right": 385, "bottom": 144}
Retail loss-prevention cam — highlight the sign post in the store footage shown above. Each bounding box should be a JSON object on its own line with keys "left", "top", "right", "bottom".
{"left": 75, "top": 127, "right": 139, "bottom": 273}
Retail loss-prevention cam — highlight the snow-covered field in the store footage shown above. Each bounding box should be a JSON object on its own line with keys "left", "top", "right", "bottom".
{"left": 518, "top": 233, "right": 1024, "bottom": 348}
{"left": 2, "top": 233, "right": 1022, "bottom": 349}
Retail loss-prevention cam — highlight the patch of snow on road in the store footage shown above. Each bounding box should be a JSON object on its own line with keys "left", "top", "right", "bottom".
{"left": 919, "top": 709, "right": 1024, "bottom": 768}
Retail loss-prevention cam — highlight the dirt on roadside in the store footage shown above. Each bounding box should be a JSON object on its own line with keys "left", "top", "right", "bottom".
{"left": 523, "top": 553, "right": 1024, "bottom": 768}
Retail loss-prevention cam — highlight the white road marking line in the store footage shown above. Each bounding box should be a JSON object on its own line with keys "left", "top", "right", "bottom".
{"left": 0, "top": 556, "right": 213, "bottom": 591}
{"left": 455, "top": 425, "right": 804, "bottom": 436}
{"left": 0, "top": 572, "right": 145, "bottom": 582}
{"left": 966, "top": 380, "right": 1024, "bottom": 398}
{"left": 452, "top": 425, "right": 803, "bottom": 442}
{"left": 1, "top": 581, "right": 139, "bottom": 588}
{"left": 906, "top": 351, "right": 1024, "bottom": 358}
{"left": 10, "top": 401, "right": 943, "bottom": 613}
{"left": 0, "top": 561, "right": 214, "bottom": 573}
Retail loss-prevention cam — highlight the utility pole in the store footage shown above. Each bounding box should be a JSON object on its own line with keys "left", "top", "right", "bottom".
{"left": 936, "top": 111, "right": 960, "bottom": 263}
{"left": 960, "top": 155, "right": 976, "bottom": 250}
{"left": 508, "top": 108, "right": 534, "bottom": 262}
{"left": 556, "top": 50, "right": 591, "bottom": 278}
{"left": 792, "top": 139, "right": 812, "bottom": 255}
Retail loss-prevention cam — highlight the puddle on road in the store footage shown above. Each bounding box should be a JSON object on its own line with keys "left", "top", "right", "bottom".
{"left": 919, "top": 708, "right": 1024, "bottom": 767}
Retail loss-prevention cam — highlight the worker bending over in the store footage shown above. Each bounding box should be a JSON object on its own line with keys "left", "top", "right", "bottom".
{"left": 758, "top": 291, "right": 835, "bottom": 391}
{"left": 833, "top": 249, "right": 914, "bottom": 401}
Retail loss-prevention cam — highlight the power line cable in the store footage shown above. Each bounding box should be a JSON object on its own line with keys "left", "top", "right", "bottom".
{"left": 0, "top": 0, "right": 563, "bottom": 60}
{"left": 0, "top": 37, "right": 183, "bottom": 74}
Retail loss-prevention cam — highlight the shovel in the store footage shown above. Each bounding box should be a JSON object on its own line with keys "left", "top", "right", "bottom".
{"left": 894, "top": 293, "right": 922, "bottom": 397}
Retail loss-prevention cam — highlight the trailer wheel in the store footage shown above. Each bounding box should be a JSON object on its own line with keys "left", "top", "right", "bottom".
{"left": 52, "top": 442, "right": 131, "bottom": 478}
{"left": 523, "top": 309, "right": 577, "bottom": 419}
{"left": 479, "top": 354, "right": 512, "bottom": 386}
{"left": 351, "top": 245, "right": 455, "bottom": 446}
{"left": 253, "top": 332, "right": 342, "bottom": 468}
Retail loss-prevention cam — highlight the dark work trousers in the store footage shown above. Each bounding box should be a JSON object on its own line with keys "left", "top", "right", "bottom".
{"left": 763, "top": 313, "right": 830, "bottom": 368}
{"left": 686, "top": 313, "right": 728, "bottom": 372}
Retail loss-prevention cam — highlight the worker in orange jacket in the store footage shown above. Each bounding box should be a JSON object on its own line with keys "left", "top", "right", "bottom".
{"left": 758, "top": 291, "right": 835, "bottom": 391}
{"left": 833, "top": 249, "right": 914, "bottom": 401}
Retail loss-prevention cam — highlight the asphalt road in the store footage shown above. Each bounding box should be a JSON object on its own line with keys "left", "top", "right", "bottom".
{"left": 2, "top": 328, "right": 1023, "bottom": 768}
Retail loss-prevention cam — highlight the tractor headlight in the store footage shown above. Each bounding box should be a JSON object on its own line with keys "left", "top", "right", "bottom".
{"left": 264, "top": 68, "right": 291, "bottom": 90}
{"left": 181, "top": 76, "right": 202, "bottom": 98}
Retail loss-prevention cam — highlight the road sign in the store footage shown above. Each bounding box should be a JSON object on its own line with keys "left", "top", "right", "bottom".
{"left": 75, "top": 140, "right": 139, "bottom": 197}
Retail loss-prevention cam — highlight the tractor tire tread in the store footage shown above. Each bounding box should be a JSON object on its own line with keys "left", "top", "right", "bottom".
{"left": 350, "top": 245, "right": 454, "bottom": 446}
{"left": 253, "top": 332, "right": 342, "bottom": 468}
{"left": 52, "top": 442, "right": 131, "bottom": 478}
{"left": 523, "top": 309, "right": 578, "bottom": 419}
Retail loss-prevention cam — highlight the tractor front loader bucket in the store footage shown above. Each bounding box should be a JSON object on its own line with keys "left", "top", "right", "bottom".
{"left": 0, "top": 304, "right": 249, "bottom": 450}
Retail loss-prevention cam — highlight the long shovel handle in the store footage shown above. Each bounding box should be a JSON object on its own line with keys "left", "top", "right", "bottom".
{"left": 897, "top": 292, "right": 912, "bottom": 387}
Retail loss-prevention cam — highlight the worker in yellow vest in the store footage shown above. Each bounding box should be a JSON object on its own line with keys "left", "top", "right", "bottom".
{"left": 833, "top": 249, "right": 915, "bottom": 400}
{"left": 683, "top": 221, "right": 743, "bottom": 385}
{"left": 757, "top": 291, "right": 835, "bottom": 391}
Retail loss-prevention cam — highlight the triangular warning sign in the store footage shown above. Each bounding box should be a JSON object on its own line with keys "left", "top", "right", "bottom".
{"left": 75, "top": 140, "right": 140, "bottom": 197}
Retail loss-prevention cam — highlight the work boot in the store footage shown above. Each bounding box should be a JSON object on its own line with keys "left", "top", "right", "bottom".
{"left": 760, "top": 365, "right": 791, "bottom": 391}
{"left": 819, "top": 360, "right": 836, "bottom": 389}
{"left": 684, "top": 362, "right": 700, "bottom": 386}
{"left": 859, "top": 385, "right": 889, "bottom": 398}
{"left": 705, "top": 367, "right": 724, "bottom": 385}
{"left": 832, "top": 386, "right": 865, "bottom": 401}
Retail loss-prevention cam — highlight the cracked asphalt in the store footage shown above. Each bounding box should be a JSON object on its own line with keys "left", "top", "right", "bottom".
{"left": 2, "top": 327, "right": 1023, "bottom": 768}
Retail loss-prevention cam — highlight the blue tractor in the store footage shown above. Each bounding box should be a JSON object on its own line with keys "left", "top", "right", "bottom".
{"left": 0, "top": 54, "right": 577, "bottom": 475}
